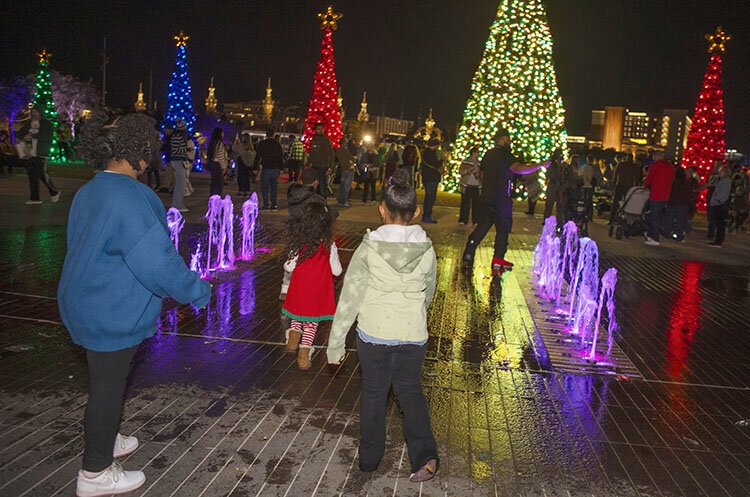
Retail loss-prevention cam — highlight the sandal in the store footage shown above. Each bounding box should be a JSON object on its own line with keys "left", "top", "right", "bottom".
{"left": 409, "top": 458, "right": 438, "bottom": 483}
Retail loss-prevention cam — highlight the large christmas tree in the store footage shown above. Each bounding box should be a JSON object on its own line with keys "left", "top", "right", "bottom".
{"left": 33, "top": 49, "right": 62, "bottom": 161}
{"left": 163, "top": 31, "right": 197, "bottom": 137}
{"left": 446, "top": 0, "right": 567, "bottom": 194}
{"left": 681, "top": 26, "right": 730, "bottom": 208}
{"left": 301, "top": 6, "right": 343, "bottom": 150}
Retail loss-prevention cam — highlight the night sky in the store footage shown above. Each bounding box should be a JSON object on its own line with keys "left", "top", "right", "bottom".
{"left": 2, "top": 0, "right": 748, "bottom": 149}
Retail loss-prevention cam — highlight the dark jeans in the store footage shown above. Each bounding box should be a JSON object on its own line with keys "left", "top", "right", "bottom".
{"left": 459, "top": 186, "right": 480, "bottom": 224}
{"left": 1, "top": 153, "right": 18, "bottom": 173}
{"left": 465, "top": 203, "right": 513, "bottom": 259}
{"left": 713, "top": 203, "right": 729, "bottom": 245}
{"left": 312, "top": 166, "right": 329, "bottom": 199}
{"left": 544, "top": 185, "right": 565, "bottom": 227}
{"left": 83, "top": 345, "right": 139, "bottom": 472}
{"left": 338, "top": 169, "right": 354, "bottom": 204}
{"left": 237, "top": 166, "right": 250, "bottom": 193}
{"left": 422, "top": 181, "right": 439, "bottom": 221}
{"left": 362, "top": 176, "right": 377, "bottom": 202}
{"left": 25, "top": 158, "right": 58, "bottom": 201}
{"left": 146, "top": 168, "right": 161, "bottom": 189}
{"left": 356, "top": 337, "right": 438, "bottom": 473}
{"left": 648, "top": 200, "right": 667, "bottom": 241}
{"left": 526, "top": 199, "right": 537, "bottom": 215}
{"left": 261, "top": 168, "right": 279, "bottom": 207}
{"left": 583, "top": 187, "right": 594, "bottom": 221}
{"left": 608, "top": 189, "right": 627, "bottom": 224}
{"left": 664, "top": 205, "right": 688, "bottom": 241}
{"left": 208, "top": 161, "right": 224, "bottom": 197}
{"left": 287, "top": 159, "right": 302, "bottom": 183}
{"left": 706, "top": 205, "right": 717, "bottom": 239}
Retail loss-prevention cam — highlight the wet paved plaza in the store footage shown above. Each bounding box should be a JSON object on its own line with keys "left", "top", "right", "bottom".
{"left": 0, "top": 173, "right": 749, "bottom": 496}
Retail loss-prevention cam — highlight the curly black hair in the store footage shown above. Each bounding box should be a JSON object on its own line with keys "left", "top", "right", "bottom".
{"left": 79, "top": 109, "right": 155, "bottom": 171}
{"left": 287, "top": 202, "right": 334, "bottom": 263}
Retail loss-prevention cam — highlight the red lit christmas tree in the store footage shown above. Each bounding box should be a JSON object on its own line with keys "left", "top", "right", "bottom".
{"left": 302, "top": 6, "right": 343, "bottom": 150}
{"left": 681, "top": 26, "right": 731, "bottom": 207}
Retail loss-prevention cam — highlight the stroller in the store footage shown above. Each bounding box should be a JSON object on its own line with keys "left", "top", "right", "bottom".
{"left": 565, "top": 185, "right": 589, "bottom": 237}
{"left": 609, "top": 186, "right": 650, "bottom": 239}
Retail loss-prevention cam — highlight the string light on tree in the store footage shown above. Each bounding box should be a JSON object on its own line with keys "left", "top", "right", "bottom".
{"left": 33, "top": 49, "right": 63, "bottom": 162}
{"left": 681, "top": 26, "right": 730, "bottom": 209}
{"left": 163, "top": 31, "right": 199, "bottom": 163}
{"left": 446, "top": 0, "right": 567, "bottom": 195}
{"left": 302, "top": 5, "right": 344, "bottom": 150}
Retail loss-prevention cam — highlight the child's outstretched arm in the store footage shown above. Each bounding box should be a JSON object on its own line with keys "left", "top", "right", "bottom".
{"left": 424, "top": 247, "right": 438, "bottom": 308}
{"left": 327, "top": 243, "right": 369, "bottom": 364}
{"left": 329, "top": 242, "right": 343, "bottom": 277}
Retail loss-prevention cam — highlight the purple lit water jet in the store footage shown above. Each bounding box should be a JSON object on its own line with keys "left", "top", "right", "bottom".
{"left": 590, "top": 268, "right": 619, "bottom": 358}
{"left": 568, "top": 238, "right": 599, "bottom": 319}
{"left": 166, "top": 208, "right": 185, "bottom": 251}
{"left": 239, "top": 193, "right": 259, "bottom": 261}
{"left": 190, "top": 242, "right": 207, "bottom": 278}
{"left": 533, "top": 217, "right": 558, "bottom": 275}
{"left": 204, "top": 195, "right": 235, "bottom": 271}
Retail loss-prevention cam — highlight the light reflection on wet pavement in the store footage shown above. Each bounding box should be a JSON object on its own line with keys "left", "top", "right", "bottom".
{"left": 0, "top": 209, "right": 749, "bottom": 496}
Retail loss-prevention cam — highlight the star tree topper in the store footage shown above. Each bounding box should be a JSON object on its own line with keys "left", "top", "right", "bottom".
{"left": 37, "top": 48, "right": 52, "bottom": 63}
{"left": 705, "top": 26, "right": 730, "bottom": 54}
{"left": 174, "top": 31, "right": 190, "bottom": 47}
{"left": 318, "top": 5, "right": 342, "bottom": 31}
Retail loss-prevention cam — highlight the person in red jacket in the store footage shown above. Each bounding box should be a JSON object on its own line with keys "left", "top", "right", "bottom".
{"left": 642, "top": 151, "right": 675, "bottom": 246}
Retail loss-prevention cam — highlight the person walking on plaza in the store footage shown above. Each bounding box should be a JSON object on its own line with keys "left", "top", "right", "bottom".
{"left": 169, "top": 118, "right": 189, "bottom": 212}
{"left": 59, "top": 110, "right": 211, "bottom": 497}
{"left": 336, "top": 137, "right": 356, "bottom": 207}
{"left": 18, "top": 106, "right": 61, "bottom": 205}
{"left": 308, "top": 122, "right": 334, "bottom": 198}
{"left": 704, "top": 161, "right": 723, "bottom": 240}
{"left": 462, "top": 128, "right": 549, "bottom": 276}
{"left": 420, "top": 138, "right": 443, "bottom": 224}
{"left": 283, "top": 202, "right": 342, "bottom": 370}
{"left": 729, "top": 164, "right": 749, "bottom": 232}
{"left": 145, "top": 130, "right": 162, "bottom": 191}
{"left": 327, "top": 169, "right": 440, "bottom": 482}
{"left": 235, "top": 134, "right": 255, "bottom": 197}
{"left": 609, "top": 153, "right": 642, "bottom": 225}
{"left": 0, "top": 130, "right": 17, "bottom": 174}
{"left": 664, "top": 167, "right": 691, "bottom": 242}
{"left": 458, "top": 147, "right": 481, "bottom": 225}
{"left": 384, "top": 142, "right": 400, "bottom": 183}
{"left": 401, "top": 139, "right": 419, "bottom": 184}
{"left": 286, "top": 134, "right": 304, "bottom": 183}
{"left": 643, "top": 151, "right": 675, "bottom": 246}
{"left": 359, "top": 143, "right": 381, "bottom": 204}
{"left": 708, "top": 166, "right": 732, "bottom": 247}
{"left": 580, "top": 155, "right": 596, "bottom": 221}
{"left": 253, "top": 128, "right": 284, "bottom": 210}
{"left": 542, "top": 149, "right": 567, "bottom": 228}
{"left": 206, "top": 128, "right": 228, "bottom": 197}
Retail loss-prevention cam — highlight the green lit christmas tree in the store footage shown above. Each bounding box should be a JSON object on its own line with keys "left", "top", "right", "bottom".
{"left": 33, "top": 49, "right": 62, "bottom": 161}
{"left": 446, "top": 0, "right": 567, "bottom": 194}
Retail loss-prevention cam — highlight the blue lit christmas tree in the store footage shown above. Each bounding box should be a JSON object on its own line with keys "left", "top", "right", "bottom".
{"left": 163, "top": 31, "right": 197, "bottom": 138}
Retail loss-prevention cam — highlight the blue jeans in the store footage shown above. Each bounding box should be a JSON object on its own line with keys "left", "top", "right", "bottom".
{"left": 338, "top": 169, "right": 354, "bottom": 205}
{"left": 664, "top": 205, "right": 688, "bottom": 241}
{"left": 261, "top": 168, "right": 279, "bottom": 207}
{"left": 706, "top": 205, "right": 716, "bottom": 239}
{"left": 170, "top": 161, "right": 186, "bottom": 209}
{"left": 648, "top": 200, "right": 667, "bottom": 241}
{"left": 422, "top": 181, "right": 438, "bottom": 221}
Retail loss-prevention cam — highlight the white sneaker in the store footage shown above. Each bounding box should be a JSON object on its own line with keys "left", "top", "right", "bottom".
{"left": 25, "top": 200, "right": 42, "bottom": 205}
{"left": 51, "top": 191, "right": 61, "bottom": 203}
{"left": 76, "top": 462, "right": 145, "bottom": 497}
{"left": 644, "top": 237, "right": 660, "bottom": 246}
{"left": 113, "top": 433, "right": 139, "bottom": 458}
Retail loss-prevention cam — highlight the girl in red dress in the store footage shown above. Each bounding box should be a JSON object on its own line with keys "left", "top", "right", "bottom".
{"left": 282, "top": 202, "right": 342, "bottom": 370}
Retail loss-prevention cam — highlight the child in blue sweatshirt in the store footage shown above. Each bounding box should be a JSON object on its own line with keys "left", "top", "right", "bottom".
{"left": 58, "top": 111, "right": 211, "bottom": 497}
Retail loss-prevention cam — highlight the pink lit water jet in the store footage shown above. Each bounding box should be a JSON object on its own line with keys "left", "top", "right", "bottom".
{"left": 166, "top": 208, "right": 185, "bottom": 251}
{"left": 239, "top": 193, "right": 259, "bottom": 261}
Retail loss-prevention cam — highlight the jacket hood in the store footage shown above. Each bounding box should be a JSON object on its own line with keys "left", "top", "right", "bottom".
{"left": 287, "top": 185, "right": 317, "bottom": 207}
{"left": 363, "top": 225, "right": 433, "bottom": 273}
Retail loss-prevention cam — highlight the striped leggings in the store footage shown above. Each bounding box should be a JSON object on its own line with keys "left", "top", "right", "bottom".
{"left": 290, "top": 320, "right": 319, "bottom": 347}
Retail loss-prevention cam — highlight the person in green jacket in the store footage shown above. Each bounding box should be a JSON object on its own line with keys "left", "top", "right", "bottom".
{"left": 327, "top": 168, "right": 439, "bottom": 483}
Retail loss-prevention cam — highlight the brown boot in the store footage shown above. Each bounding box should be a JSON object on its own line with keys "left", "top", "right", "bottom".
{"left": 297, "top": 347, "right": 312, "bottom": 370}
{"left": 285, "top": 329, "right": 302, "bottom": 354}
